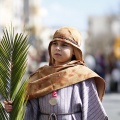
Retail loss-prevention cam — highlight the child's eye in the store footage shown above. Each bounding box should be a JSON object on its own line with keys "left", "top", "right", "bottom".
{"left": 62, "top": 44, "right": 68, "bottom": 47}
{"left": 52, "top": 42, "right": 57, "bottom": 45}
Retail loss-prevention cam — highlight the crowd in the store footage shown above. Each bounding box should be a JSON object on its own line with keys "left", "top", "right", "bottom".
{"left": 85, "top": 52, "right": 120, "bottom": 93}
{"left": 27, "top": 45, "right": 120, "bottom": 93}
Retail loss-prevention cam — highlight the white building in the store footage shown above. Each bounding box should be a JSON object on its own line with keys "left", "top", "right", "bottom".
{"left": 86, "top": 15, "right": 120, "bottom": 56}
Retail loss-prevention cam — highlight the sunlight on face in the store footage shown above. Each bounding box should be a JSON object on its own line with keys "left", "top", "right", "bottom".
{"left": 50, "top": 40, "right": 74, "bottom": 65}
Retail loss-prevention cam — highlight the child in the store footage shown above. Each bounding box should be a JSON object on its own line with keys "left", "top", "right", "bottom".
{"left": 4, "top": 26, "right": 108, "bottom": 120}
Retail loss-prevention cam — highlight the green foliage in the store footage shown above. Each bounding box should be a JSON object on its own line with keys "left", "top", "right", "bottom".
{"left": 0, "top": 27, "right": 29, "bottom": 120}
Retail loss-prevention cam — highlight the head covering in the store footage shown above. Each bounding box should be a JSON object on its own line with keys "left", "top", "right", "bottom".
{"left": 48, "top": 26, "right": 84, "bottom": 65}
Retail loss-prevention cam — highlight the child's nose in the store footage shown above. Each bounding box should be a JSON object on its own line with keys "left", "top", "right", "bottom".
{"left": 56, "top": 45, "right": 61, "bottom": 50}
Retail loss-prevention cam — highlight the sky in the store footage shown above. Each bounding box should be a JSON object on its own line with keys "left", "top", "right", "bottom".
{"left": 41, "top": 0, "right": 120, "bottom": 31}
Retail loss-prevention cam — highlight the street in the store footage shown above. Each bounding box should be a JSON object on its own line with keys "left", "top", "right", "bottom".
{"left": 103, "top": 93, "right": 120, "bottom": 120}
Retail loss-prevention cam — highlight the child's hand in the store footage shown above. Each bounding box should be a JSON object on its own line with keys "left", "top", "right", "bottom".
{"left": 3, "top": 100, "right": 13, "bottom": 113}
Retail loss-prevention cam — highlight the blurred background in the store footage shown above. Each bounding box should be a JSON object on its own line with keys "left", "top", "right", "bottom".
{"left": 0, "top": 0, "right": 120, "bottom": 119}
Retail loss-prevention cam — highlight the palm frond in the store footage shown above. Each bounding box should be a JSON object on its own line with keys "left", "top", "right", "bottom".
{"left": 0, "top": 26, "right": 29, "bottom": 120}
{"left": 0, "top": 103, "right": 9, "bottom": 120}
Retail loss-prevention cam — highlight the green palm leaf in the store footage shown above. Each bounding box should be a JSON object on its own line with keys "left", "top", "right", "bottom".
{"left": 0, "top": 26, "right": 29, "bottom": 120}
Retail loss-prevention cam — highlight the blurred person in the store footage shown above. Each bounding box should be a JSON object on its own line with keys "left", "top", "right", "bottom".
{"left": 117, "top": 59, "right": 120, "bottom": 92}
{"left": 27, "top": 46, "right": 38, "bottom": 75}
{"left": 85, "top": 54, "right": 96, "bottom": 71}
{"left": 107, "top": 52, "right": 116, "bottom": 73}
{"left": 41, "top": 50, "right": 49, "bottom": 62}
{"left": 111, "top": 66, "right": 120, "bottom": 92}
{"left": 104, "top": 71, "right": 111, "bottom": 93}
{"left": 4, "top": 26, "right": 108, "bottom": 120}
{"left": 39, "top": 50, "right": 49, "bottom": 67}
{"left": 116, "top": 59, "right": 120, "bottom": 69}
{"left": 94, "top": 52, "right": 106, "bottom": 79}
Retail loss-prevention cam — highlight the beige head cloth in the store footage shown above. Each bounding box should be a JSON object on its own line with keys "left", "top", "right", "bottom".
{"left": 48, "top": 26, "right": 84, "bottom": 65}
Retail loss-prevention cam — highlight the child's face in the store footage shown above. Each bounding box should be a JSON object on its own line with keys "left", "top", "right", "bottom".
{"left": 50, "top": 40, "right": 74, "bottom": 65}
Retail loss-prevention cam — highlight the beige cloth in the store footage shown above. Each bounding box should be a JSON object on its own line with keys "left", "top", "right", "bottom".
{"left": 27, "top": 61, "right": 105, "bottom": 101}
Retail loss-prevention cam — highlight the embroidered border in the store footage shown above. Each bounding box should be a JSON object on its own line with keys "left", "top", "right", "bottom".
{"left": 53, "top": 36, "right": 79, "bottom": 46}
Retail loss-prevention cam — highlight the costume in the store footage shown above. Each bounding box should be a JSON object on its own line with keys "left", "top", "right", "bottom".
{"left": 25, "top": 61, "right": 108, "bottom": 120}
{"left": 25, "top": 79, "right": 108, "bottom": 120}
{"left": 24, "top": 27, "right": 108, "bottom": 120}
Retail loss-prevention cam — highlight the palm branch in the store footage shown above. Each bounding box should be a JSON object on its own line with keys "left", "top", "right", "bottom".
{"left": 0, "top": 26, "right": 29, "bottom": 120}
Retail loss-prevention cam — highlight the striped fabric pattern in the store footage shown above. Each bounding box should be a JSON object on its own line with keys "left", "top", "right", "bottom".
{"left": 24, "top": 79, "right": 108, "bottom": 120}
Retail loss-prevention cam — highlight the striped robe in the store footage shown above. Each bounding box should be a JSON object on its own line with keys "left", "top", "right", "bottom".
{"left": 24, "top": 79, "right": 108, "bottom": 120}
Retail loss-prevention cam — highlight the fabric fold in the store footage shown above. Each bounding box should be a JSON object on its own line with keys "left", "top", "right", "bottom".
{"left": 27, "top": 61, "right": 105, "bottom": 101}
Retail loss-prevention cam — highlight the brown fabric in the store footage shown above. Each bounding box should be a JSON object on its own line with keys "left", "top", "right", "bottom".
{"left": 48, "top": 26, "right": 84, "bottom": 65}
{"left": 27, "top": 61, "right": 105, "bottom": 101}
